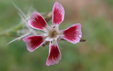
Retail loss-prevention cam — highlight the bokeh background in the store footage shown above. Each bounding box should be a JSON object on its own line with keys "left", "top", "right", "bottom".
{"left": 0, "top": 0, "right": 113, "bottom": 71}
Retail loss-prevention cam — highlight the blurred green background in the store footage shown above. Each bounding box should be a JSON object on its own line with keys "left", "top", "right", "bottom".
{"left": 0, "top": 0, "right": 113, "bottom": 71}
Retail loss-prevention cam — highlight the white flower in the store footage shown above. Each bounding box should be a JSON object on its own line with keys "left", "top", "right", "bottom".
{"left": 23, "top": 2, "right": 82, "bottom": 66}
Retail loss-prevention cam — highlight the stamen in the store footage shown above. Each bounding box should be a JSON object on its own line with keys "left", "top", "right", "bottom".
{"left": 49, "top": 30, "right": 57, "bottom": 38}
{"left": 51, "top": 41, "right": 52, "bottom": 43}
{"left": 53, "top": 26, "right": 55, "bottom": 28}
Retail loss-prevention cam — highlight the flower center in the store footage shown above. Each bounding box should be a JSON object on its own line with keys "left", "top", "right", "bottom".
{"left": 49, "top": 29, "right": 57, "bottom": 38}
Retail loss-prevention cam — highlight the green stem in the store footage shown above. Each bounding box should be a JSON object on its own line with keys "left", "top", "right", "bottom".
{"left": 0, "top": 12, "right": 52, "bottom": 37}
{"left": 0, "top": 24, "right": 22, "bottom": 37}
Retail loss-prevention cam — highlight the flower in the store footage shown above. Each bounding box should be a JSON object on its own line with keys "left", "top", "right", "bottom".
{"left": 23, "top": 2, "right": 82, "bottom": 66}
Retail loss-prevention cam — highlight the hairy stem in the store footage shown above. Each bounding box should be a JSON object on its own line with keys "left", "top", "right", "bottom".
{"left": 0, "top": 12, "right": 52, "bottom": 37}
{"left": 0, "top": 24, "right": 22, "bottom": 37}
{"left": 42, "top": 39, "right": 86, "bottom": 47}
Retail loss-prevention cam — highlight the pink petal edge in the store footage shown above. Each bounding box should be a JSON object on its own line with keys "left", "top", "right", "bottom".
{"left": 23, "top": 35, "right": 44, "bottom": 52}
{"left": 28, "top": 11, "right": 47, "bottom": 30}
{"left": 52, "top": 2, "right": 65, "bottom": 25}
{"left": 46, "top": 40, "right": 61, "bottom": 66}
{"left": 62, "top": 23, "right": 82, "bottom": 44}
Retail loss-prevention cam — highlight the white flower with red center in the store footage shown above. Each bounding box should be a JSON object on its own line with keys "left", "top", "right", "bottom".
{"left": 23, "top": 2, "right": 82, "bottom": 66}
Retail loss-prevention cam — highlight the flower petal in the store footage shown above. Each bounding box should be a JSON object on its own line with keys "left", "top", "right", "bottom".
{"left": 62, "top": 23, "right": 82, "bottom": 44}
{"left": 23, "top": 35, "right": 44, "bottom": 52}
{"left": 52, "top": 2, "right": 65, "bottom": 26}
{"left": 46, "top": 40, "right": 61, "bottom": 66}
{"left": 28, "top": 11, "right": 47, "bottom": 30}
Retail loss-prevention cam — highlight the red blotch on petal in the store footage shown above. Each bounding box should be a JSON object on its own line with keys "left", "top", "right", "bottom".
{"left": 28, "top": 12, "right": 47, "bottom": 30}
{"left": 63, "top": 24, "right": 82, "bottom": 44}
{"left": 46, "top": 44, "right": 61, "bottom": 66}
{"left": 23, "top": 36, "right": 44, "bottom": 52}
{"left": 52, "top": 2, "right": 65, "bottom": 25}
{"left": 53, "top": 8, "right": 62, "bottom": 24}
{"left": 48, "top": 45, "right": 60, "bottom": 60}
